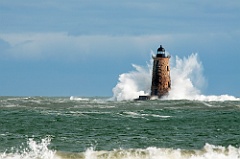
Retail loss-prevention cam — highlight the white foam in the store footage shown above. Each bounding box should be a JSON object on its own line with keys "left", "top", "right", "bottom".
{"left": 70, "top": 96, "right": 89, "bottom": 101}
{"left": 112, "top": 52, "right": 239, "bottom": 102}
{"left": 2, "top": 142, "right": 240, "bottom": 159}
{"left": 144, "top": 114, "right": 171, "bottom": 118}
{"left": 82, "top": 144, "right": 240, "bottom": 159}
{"left": 165, "top": 53, "right": 203, "bottom": 100}
{"left": 112, "top": 57, "right": 152, "bottom": 101}
{"left": 191, "top": 94, "right": 240, "bottom": 102}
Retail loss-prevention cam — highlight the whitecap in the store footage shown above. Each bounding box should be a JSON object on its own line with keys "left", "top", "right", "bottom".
{"left": 70, "top": 96, "right": 89, "bottom": 101}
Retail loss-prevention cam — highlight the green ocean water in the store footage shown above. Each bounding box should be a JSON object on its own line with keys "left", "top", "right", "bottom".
{"left": 1, "top": 96, "right": 240, "bottom": 159}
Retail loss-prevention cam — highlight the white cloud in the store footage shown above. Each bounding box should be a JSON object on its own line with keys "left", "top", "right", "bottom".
{"left": 0, "top": 30, "right": 239, "bottom": 61}
{"left": 0, "top": 32, "right": 173, "bottom": 60}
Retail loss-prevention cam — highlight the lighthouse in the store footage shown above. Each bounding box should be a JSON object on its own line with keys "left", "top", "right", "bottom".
{"left": 151, "top": 45, "right": 171, "bottom": 98}
{"left": 136, "top": 45, "right": 171, "bottom": 100}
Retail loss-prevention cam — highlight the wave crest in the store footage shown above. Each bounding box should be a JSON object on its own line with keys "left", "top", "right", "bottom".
{"left": 1, "top": 137, "right": 55, "bottom": 159}
{"left": 76, "top": 144, "right": 240, "bottom": 159}
{"left": 2, "top": 139, "right": 240, "bottom": 159}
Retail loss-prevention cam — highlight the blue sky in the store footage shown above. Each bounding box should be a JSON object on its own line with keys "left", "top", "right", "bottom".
{"left": 0, "top": 0, "right": 239, "bottom": 97}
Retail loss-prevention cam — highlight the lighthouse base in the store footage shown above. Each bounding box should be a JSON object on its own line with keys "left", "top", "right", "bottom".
{"left": 134, "top": 95, "right": 151, "bottom": 101}
{"left": 134, "top": 95, "right": 166, "bottom": 101}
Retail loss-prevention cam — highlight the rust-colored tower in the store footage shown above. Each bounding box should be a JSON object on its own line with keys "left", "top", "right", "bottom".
{"left": 151, "top": 45, "right": 171, "bottom": 98}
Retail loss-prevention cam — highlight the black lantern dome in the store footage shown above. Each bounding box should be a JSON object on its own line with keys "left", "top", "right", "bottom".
{"left": 157, "top": 45, "right": 165, "bottom": 53}
{"left": 157, "top": 45, "right": 166, "bottom": 57}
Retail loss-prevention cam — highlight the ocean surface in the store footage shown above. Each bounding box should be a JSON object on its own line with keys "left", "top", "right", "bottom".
{"left": 1, "top": 96, "right": 240, "bottom": 159}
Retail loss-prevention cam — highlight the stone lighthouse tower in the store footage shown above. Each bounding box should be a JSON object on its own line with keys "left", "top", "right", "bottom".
{"left": 151, "top": 45, "right": 171, "bottom": 98}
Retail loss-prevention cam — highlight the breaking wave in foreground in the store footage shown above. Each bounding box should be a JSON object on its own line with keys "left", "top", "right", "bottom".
{"left": 1, "top": 137, "right": 240, "bottom": 159}
{"left": 112, "top": 53, "right": 239, "bottom": 101}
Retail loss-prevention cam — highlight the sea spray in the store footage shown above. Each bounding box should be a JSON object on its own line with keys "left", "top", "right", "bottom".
{"left": 112, "top": 52, "right": 239, "bottom": 101}
{"left": 112, "top": 53, "right": 204, "bottom": 101}
{"left": 1, "top": 137, "right": 56, "bottom": 159}
{"left": 166, "top": 54, "right": 239, "bottom": 101}
{"left": 165, "top": 53, "right": 205, "bottom": 100}
{"left": 112, "top": 63, "right": 152, "bottom": 101}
